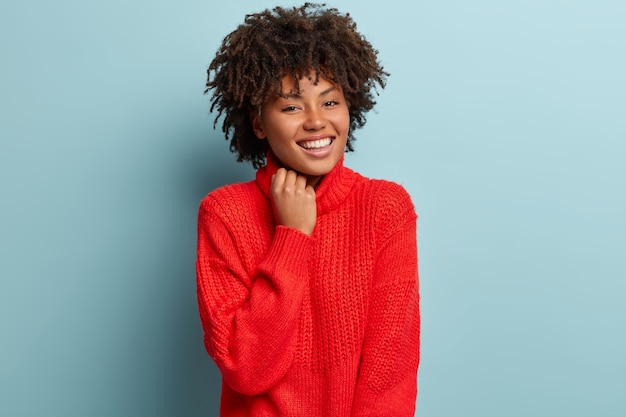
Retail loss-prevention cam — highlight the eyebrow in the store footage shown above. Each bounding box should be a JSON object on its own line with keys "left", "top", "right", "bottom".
{"left": 281, "top": 86, "right": 337, "bottom": 99}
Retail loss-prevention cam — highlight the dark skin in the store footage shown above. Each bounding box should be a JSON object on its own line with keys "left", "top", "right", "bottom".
{"left": 270, "top": 168, "right": 317, "bottom": 236}
{"left": 257, "top": 74, "right": 350, "bottom": 238}
{"left": 205, "top": 4, "right": 388, "bottom": 168}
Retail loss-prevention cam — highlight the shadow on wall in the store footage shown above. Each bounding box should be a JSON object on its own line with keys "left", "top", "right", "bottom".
{"left": 163, "top": 130, "right": 254, "bottom": 416}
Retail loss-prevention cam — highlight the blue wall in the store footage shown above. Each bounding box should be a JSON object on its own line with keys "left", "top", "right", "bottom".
{"left": 1, "top": 1, "right": 625, "bottom": 416}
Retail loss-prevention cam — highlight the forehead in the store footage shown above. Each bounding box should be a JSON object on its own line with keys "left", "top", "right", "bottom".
{"left": 276, "top": 73, "right": 341, "bottom": 97}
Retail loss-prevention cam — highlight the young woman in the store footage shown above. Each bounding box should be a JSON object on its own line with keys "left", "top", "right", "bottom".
{"left": 197, "top": 4, "right": 420, "bottom": 416}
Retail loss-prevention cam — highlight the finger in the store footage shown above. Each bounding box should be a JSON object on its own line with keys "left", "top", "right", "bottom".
{"left": 295, "top": 173, "right": 308, "bottom": 191}
{"left": 272, "top": 168, "right": 286, "bottom": 190}
{"left": 284, "top": 169, "right": 298, "bottom": 187}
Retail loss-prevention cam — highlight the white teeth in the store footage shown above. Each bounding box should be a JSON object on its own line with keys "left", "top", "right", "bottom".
{"left": 299, "top": 138, "right": 332, "bottom": 149}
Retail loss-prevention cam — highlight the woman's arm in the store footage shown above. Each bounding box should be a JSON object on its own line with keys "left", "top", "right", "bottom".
{"left": 352, "top": 186, "right": 420, "bottom": 416}
{"left": 196, "top": 195, "right": 313, "bottom": 396}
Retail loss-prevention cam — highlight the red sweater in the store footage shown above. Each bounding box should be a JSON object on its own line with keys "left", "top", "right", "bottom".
{"left": 196, "top": 155, "right": 420, "bottom": 416}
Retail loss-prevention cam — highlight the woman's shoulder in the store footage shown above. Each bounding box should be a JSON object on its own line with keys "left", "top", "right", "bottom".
{"left": 347, "top": 175, "right": 418, "bottom": 244}
{"left": 354, "top": 176, "right": 416, "bottom": 217}
{"left": 199, "top": 179, "right": 262, "bottom": 215}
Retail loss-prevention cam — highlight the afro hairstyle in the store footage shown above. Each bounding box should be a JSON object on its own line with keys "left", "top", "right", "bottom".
{"left": 205, "top": 3, "right": 388, "bottom": 168}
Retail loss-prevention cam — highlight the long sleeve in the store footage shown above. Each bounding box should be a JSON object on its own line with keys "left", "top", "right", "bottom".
{"left": 196, "top": 195, "right": 313, "bottom": 396}
{"left": 352, "top": 188, "right": 420, "bottom": 416}
{"left": 197, "top": 164, "right": 421, "bottom": 416}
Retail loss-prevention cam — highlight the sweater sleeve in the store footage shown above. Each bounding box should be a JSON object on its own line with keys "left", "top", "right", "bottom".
{"left": 196, "top": 195, "right": 313, "bottom": 396}
{"left": 352, "top": 186, "right": 420, "bottom": 416}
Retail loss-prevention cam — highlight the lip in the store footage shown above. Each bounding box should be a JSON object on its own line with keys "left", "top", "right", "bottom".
{"left": 296, "top": 134, "right": 334, "bottom": 144}
{"left": 296, "top": 135, "right": 335, "bottom": 157}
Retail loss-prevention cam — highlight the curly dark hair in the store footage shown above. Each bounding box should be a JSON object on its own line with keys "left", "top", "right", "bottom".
{"left": 205, "top": 3, "right": 388, "bottom": 168}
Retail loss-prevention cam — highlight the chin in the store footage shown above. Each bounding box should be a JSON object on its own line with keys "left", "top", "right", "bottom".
{"left": 303, "top": 161, "right": 338, "bottom": 176}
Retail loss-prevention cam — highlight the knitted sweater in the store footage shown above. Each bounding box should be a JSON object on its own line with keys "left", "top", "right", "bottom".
{"left": 196, "top": 155, "right": 420, "bottom": 416}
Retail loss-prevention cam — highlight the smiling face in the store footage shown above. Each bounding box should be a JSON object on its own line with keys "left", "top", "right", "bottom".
{"left": 251, "top": 73, "right": 350, "bottom": 187}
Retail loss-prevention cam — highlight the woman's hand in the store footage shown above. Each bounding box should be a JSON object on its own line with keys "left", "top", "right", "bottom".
{"left": 270, "top": 168, "right": 317, "bottom": 236}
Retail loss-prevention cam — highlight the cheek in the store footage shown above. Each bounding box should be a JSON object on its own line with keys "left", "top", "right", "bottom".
{"left": 335, "top": 110, "right": 350, "bottom": 134}
{"left": 275, "top": 118, "right": 301, "bottom": 137}
{"left": 264, "top": 117, "right": 297, "bottom": 142}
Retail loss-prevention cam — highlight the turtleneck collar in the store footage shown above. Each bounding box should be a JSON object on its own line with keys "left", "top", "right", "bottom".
{"left": 256, "top": 152, "right": 360, "bottom": 216}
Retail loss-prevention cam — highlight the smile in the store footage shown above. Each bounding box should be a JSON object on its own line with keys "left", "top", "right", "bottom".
{"left": 297, "top": 138, "right": 333, "bottom": 149}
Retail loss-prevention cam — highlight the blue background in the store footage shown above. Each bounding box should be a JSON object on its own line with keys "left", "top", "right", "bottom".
{"left": 1, "top": 0, "right": 625, "bottom": 416}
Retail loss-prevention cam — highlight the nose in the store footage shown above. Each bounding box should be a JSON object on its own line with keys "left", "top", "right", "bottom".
{"left": 303, "top": 108, "right": 326, "bottom": 131}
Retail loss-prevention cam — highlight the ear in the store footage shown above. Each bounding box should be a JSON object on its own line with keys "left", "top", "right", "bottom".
{"left": 250, "top": 111, "right": 266, "bottom": 139}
